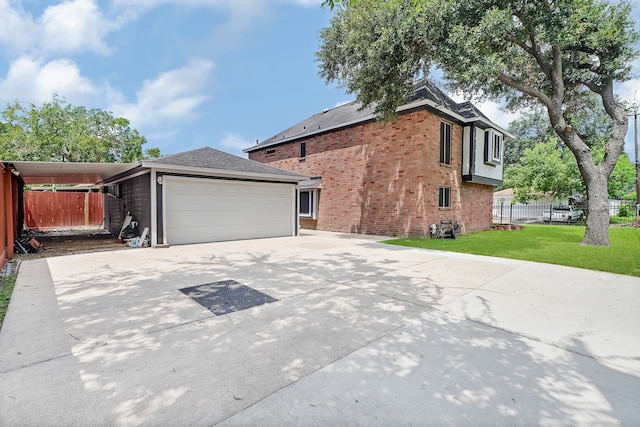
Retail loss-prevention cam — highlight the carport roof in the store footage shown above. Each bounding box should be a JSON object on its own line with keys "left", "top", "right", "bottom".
{"left": 3, "top": 146, "right": 307, "bottom": 186}
{"left": 2, "top": 161, "right": 137, "bottom": 185}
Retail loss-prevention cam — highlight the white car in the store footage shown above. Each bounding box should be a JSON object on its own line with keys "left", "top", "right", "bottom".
{"left": 542, "top": 205, "right": 585, "bottom": 223}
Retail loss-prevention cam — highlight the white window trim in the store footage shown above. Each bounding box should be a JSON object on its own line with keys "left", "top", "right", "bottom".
{"left": 299, "top": 189, "right": 318, "bottom": 219}
{"left": 484, "top": 129, "right": 502, "bottom": 165}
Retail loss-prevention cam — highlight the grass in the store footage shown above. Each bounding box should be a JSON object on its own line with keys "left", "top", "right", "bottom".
{"left": 384, "top": 224, "right": 640, "bottom": 277}
{"left": 0, "top": 266, "right": 18, "bottom": 330}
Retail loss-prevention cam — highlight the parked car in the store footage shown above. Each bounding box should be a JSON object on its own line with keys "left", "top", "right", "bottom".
{"left": 542, "top": 205, "right": 585, "bottom": 223}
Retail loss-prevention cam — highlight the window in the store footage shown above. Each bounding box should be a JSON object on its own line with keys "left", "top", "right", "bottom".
{"left": 299, "top": 189, "right": 316, "bottom": 218}
{"left": 484, "top": 130, "right": 502, "bottom": 165}
{"left": 492, "top": 132, "right": 502, "bottom": 163}
{"left": 105, "top": 183, "right": 121, "bottom": 198}
{"left": 265, "top": 148, "right": 276, "bottom": 155}
{"left": 438, "top": 187, "right": 451, "bottom": 208}
{"left": 300, "top": 142, "right": 306, "bottom": 158}
{"left": 440, "top": 122, "right": 451, "bottom": 165}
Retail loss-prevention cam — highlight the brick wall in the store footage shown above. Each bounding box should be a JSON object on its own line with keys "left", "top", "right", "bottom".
{"left": 250, "top": 109, "right": 493, "bottom": 237}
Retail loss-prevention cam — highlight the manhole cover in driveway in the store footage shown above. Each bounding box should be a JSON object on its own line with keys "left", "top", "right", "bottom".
{"left": 179, "top": 280, "right": 278, "bottom": 315}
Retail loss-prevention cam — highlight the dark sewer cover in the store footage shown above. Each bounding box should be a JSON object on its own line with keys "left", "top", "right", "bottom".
{"left": 179, "top": 280, "right": 278, "bottom": 316}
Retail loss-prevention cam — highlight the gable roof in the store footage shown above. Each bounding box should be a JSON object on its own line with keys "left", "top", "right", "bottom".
{"left": 245, "top": 79, "right": 509, "bottom": 153}
{"left": 140, "top": 146, "right": 306, "bottom": 182}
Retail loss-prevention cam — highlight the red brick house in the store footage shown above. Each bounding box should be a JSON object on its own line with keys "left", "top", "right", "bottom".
{"left": 245, "top": 80, "right": 511, "bottom": 237}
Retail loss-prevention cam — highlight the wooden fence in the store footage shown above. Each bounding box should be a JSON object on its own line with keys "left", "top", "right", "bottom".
{"left": 24, "top": 191, "right": 104, "bottom": 230}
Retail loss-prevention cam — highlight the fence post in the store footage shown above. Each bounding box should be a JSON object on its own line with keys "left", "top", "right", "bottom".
{"left": 500, "top": 198, "right": 505, "bottom": 224}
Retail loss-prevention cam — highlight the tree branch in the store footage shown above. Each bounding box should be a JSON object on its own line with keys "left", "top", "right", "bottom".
{"left": 497, "top": 73, "right": 554, "bottom": 109}
{"left": 551, "top": 45, "right": 565, "bottom": 103}
{"left": 598, "top": 80, "right": 628, "bottom": 175}
{"left": 512, "top": 31, "right": 553, "bottom": 81}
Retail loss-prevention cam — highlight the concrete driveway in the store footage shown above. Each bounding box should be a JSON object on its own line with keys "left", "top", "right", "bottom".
{"left": 1, "top": 230, "right": 639, "bottom": 426}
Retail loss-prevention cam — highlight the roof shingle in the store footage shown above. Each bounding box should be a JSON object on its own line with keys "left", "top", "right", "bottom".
{"left": 246, "top": 79, "right": 493, "bottom": 152}
{"left": 144, "top": 146, "right": 304, "bottom": 178}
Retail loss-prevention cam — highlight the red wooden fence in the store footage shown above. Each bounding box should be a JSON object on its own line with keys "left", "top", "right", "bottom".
{"left": 24, "top": 191, "right": 104, "bottom": 230}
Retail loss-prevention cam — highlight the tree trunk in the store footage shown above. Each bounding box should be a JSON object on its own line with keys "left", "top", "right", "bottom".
{"left": 582, "top": 172, "right": 610, "bottom": 246}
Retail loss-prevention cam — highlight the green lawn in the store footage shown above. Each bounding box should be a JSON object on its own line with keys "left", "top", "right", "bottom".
{"left": 0, "top": 269, "right": 17, "bottom": 330}
{"left": 384, "top": 225, "right": 640, "bottom": 277}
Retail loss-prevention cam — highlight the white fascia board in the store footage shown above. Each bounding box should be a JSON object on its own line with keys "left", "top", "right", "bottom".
{"left": 141, "top": 162, "right": 308, "bottom": 183}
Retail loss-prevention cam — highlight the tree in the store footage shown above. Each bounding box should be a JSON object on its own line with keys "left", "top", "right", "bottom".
{"left": 504, "top": 99, "right": 636, "bottom": 202}
{"left": 0, "top": 95, "right": 160, "bottom": 163}
{"left": 504, "top": 140, "right": 580, "bottom": 203}
{"left": 317, "top": 0, "right": 639, "bottom": 246}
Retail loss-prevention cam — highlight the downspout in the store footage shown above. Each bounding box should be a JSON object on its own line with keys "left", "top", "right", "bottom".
{"left": 150, "top": 169, "right": 157, "bottom": 247}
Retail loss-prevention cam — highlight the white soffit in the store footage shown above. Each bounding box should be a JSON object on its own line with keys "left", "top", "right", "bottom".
{"left": 4, "top": 161, "right": 138, "bottom": 185}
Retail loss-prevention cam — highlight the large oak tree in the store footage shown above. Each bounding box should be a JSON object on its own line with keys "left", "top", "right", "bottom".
{"left": 318, "top": 0, "right": 638, "bottom": 246}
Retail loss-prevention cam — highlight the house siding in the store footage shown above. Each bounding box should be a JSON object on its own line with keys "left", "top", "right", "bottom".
{"left": 104, "top": 173, "right": 151, "bottom": 238}
{"left": 250, "top": 109, "right": 493, "bottom": 237}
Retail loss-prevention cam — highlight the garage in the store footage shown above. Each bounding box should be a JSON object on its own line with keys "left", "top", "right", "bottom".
{"left": 102, "top": 147, "right": 307, "bottom": 246}
{"left": 163, "top": 176, "right": 296, "bottom": 245}
{"left": 3, "top": 147, "right": 306, "bottom": 250}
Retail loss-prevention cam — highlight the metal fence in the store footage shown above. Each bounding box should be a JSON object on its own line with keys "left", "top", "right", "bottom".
{"left": 492, "top": 200, "right": 638, "bottom": 228}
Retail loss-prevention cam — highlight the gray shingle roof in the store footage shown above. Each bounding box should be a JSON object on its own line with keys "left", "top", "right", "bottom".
{"left": 244, "top": 79, "right": 498, "bottom": 152}
{"left": 144, "top": 147, "right": 305, "bottom": 178}
{"left": 246, "top": 79, "right": 491, "bottom": 153}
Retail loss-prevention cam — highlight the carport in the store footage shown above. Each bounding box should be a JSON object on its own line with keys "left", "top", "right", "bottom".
{"left": 2, "top": 147, "right": 307, "bottom": 266}
{"left": 0, "top": 160, "right": 133, "bottom": 271}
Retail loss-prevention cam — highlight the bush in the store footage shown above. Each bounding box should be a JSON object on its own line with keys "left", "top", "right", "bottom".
{"left": 618, "top": 202, "right": 633, "bottom": 218}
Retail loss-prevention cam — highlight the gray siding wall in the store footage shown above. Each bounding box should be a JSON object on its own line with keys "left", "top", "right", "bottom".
{"left": 104, "top": 173, "right": 151, "bottom": 238}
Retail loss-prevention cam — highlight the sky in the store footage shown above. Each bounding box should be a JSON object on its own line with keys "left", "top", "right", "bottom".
{"left": 0, "top": 0, "right": 639, "bottom": 161}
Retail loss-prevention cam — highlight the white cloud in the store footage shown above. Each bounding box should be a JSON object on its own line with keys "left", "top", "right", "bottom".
{"left": 0, "top": 0, "right": 118, "bottom": 58}
{"left": 109, "top": 59, "right": 214, "bottom": 129}
{"left": 0, "top": 0, "right": 39, "bottom": 54}
{"left": 220, "top": 133, "right": 252, "bottom": 156}
{"left": 40, "top": 0, "right": 114, "bottom": 55}
{"left": 0, "top": 57, "right": 96, "bottom": 105}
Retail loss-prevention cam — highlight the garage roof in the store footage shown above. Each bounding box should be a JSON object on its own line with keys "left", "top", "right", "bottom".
{"left": 3, "top": 146, "right": 307, "bottom": 186}
{"left": 141, "top": 147, "right": 307, "bottom": 182}
{"left": 3, "top": 161, "right": 137, "bottom": 185}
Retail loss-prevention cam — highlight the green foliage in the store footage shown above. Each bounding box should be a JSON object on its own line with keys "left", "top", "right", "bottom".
{"left": 319, "top": 0, "right": 638, "bottom": 116}
{"left": 0, "top": 95, "right": 159, "bottom": 163}
{"left": 504, "top": 140, "right": 583, "bottom": 203}
{"left": 504, "top": 99, "right": 635, "bottom": 201}
{"left": 617, "top": 202, "right": 632, "bottom": 218}
{"left": 608, "top": 153, "right": 636, "bottom": 200}
{"left": 384, "top": 225, "right": 640, "bottom": 277}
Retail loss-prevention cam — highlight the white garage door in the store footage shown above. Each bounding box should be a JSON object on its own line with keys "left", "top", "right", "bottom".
{"left": 163, "top": 176, "right": 296, "bottom": 245}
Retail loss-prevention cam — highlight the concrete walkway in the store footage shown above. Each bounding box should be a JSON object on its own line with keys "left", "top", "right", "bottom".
{"left": 1, "top": 230, "right": 639, "bottom": 426}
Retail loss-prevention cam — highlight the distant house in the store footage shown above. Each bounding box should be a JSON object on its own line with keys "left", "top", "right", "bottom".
{"left": 245, "top": 80, "right": 512, "bottom": 237}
